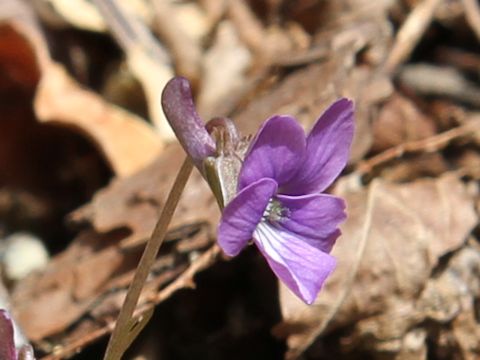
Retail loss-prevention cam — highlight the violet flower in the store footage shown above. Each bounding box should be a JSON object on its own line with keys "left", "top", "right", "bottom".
{"left": 217, "top": 100, "right": 354, "bottom": 304}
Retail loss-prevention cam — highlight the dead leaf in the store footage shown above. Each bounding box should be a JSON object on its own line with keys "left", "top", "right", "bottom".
{"left": 34, "top": 0, "right": 153, "bottom": 32}
{"left": 71, "top": 144, "right": 220, "bottom": 248}
{"left": 1, "top": 3, "right": 163, "bottom": 177}
{"left": 276, "top": 174, "right": 477, "bottom": 359}
{"left": 34, "top": 62, "right": 163, "bottom": 177}
{"left": 11, "top": 144, "right": 219, "bottom": 345}
{"left": 372, "top": 94, "right": 437, "bottom": 152}
{"left": 197, "top": 20, "right": 251, "bottom": 116}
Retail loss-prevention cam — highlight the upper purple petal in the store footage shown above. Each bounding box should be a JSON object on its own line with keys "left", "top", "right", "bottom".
{"left": 275, "top": 193, "right": 346, "bottom": 253}
{"left": 253, "top": 223, "right": 336, "bottom": 304}
{"left": 238, "top": 116, "right": 306, "bottom": 190}
{"left": 0, "top": 310, "right": 17, "bottom": 360}
{"left": 218, "top": 178, "right": 277, "bottom": 257}
{"left": 161, "top": 77, "right": 216, "bottom": 169}
{"left": 282, "top": 99, "right": 354, "bottom": 195}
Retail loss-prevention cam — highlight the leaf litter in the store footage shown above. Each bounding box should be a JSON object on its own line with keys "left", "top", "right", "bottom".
{"left": 0, "top": 0, "right": 479, "bottom": 359}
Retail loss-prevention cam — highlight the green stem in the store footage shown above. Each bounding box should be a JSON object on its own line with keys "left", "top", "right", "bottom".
{"left": 103, "top": 157, "right": 193, "bottom": 360}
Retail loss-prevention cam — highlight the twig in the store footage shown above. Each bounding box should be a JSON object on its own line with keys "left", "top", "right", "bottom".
{"left": 41, "top": 327, "right": 111, "bottom": 360}
{"left": 149, "top": 245, "right": 221, "bottom": 303}
{"left": 462, "top": 0, "right": 480, "bottom": 41}
{"left": 227, "top": 0, "right": 267, "bottom": 57}
{"left": 435, "top": 47, "right": 480, "bottom": 73}
{"left": 92, "top": 0, "right": 175, "bottom": 140}
{"left": 92, "top": 0, "right": 168, "bottom": 63}
{"left": 398, "top": 64, "right": 480, "bottom": 107}
{"left": 355, "top": 120, "right": 480, "bottom": 175}
{"left": 151, "top": 0, "right": 202, "bottom": 85}
{"left": 40, "top": 245, "right": 220, "bottom": 360}
{"left": 199, "top": 0, "right": 226, "bottom": 25}
{"left": 384, "top": 0, "right": 443, "bottom": 74}
{"left": 103, "top": 158, "right": 193, "bottom": 360}
{"left": 271, "top": 46, "right": 329, "bottom": 67}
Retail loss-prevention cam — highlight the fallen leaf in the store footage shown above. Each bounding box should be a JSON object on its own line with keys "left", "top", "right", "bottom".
{"left": 197, "top": 20, "right": 251, "bottom": 116}
{"left": 276, "top": 174, "right": 477, "bottom": 359}
{"left": 372, "top": 93, "right": 437, "bottom": 152}
{"left": 1, "top": 4, "right": 163, "bottom": 177}
{"left": 11, "top": 144, "right": 219, "bottom": 345}
{"left": 34, "top": 62, "right": 163, "bottom": 177}
{"left": 71, "top": 144, "right": 220, "bottom": 248}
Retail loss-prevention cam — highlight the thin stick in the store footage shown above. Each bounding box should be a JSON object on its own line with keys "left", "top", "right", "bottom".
{"left": 103, "top": 158, "right": 193, "bottom": 360}
{"left": 462, "top": 0, "right": 480, "bottom": 41}
{"left": 384, "top": 0, "right": 442, "bottom": 74}
{"left": 92, "top": 0, "right": 175, "bottom": 139}
{"left": 41, "top": 244, "right": 219, "bottom": 360}
{"left": 355, "top": 120, "right": 480, "bottom": 175}
{"left": 151, "top": 0, "right": 201, "bottom": 83}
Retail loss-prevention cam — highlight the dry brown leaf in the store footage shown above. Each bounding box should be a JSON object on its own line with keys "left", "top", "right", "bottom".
{"left": 126, "top": 47, "right": 175, "bottom": 139}
{"left": 372, "top": 94, "right": 437, "bottom": 152}
{"left": 276, "top": 174, "right": 477, "bottom": 359}
{"left": 8, "top": 140, "right": 220, "bottom": 346}
{"left": 229, "top": 5, "right": 393, "bottom": 162}
{"left": 1, "top": 3, "right": 164, "bottom": 177}
{"left": 197, "top": 20, "right": 251, "bottom": 116}
{"left": 71, "top": 144, "right": 220, "bottom": 248}
{"left": 377, "top": 153, "right": 447, "bottom": 182}
{"left": 91, "top": 0, "right": 176, "bottom": 140}
{"left": 0, "top": 24, "right": 40, "bottom": 90}
{"left": 10, "top": 229, "right": 125, "bottom": 341}
{"left": 152, "top": 0, "right": 205, "bottom": 83}
{"left": 34, "top": 62, "right": 163, "bottom": 177}
{"left": 11, "top": 146, "right": 219, "bottom": 345}
{"left": 33, "top": 0, "right": 153, "bottom": 32}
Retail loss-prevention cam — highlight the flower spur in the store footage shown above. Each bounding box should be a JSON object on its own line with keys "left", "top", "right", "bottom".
{"left": 217, "top": 100, "right": 354, "bottom": 304}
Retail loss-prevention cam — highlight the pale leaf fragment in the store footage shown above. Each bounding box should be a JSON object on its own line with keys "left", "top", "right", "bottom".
{"left": 34, "top": 0, "right": 153, "bottom": 32}
{"left": 197, "top": 21, "right": 251, "bottom": 116}
{"left": 127, "top": 47, "right": 175, "bottom": 139}
{"left": 34, "top": 63, "right": 163, "bottom": 177}
{"left": 2, "top": 3, "right": 163, "bottom": 177}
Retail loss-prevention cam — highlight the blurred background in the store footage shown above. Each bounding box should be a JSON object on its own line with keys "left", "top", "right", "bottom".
{"left": 0, "top": 0, "right": 479, "bottom": 359}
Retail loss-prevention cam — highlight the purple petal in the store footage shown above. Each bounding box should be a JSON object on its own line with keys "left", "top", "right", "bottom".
{"left": 282, "top": 99, "right": 354, "bottom": 195}
{"left": 161, "top": 77, "right": 216, "bottom": 169}
{"left": 238, "top": 116, "right": 306, "bottom": 190}
{"left": 0, "top": 310, "right": 17, "bottom": 360}
{"left": 253, "top": 223, "right": 336, "bottom": 304}
{"left": 275, "top": 194, "right": 346, "bottom": 253}
{"left": 218, "top": 178, "right": 277, "bottom": 256}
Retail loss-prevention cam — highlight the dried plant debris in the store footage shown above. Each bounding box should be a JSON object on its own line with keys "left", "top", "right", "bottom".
{"left": 0, "top": 0, "right": 479, "bottom": 358}
{"left": 10, "top": 147, "right": 220, "bottom": 354}
{"left": 276, "top": 175, "right": 478, "bottom": 359}
{"left": 0, "top": 0, "right": 163, "bottom": 177}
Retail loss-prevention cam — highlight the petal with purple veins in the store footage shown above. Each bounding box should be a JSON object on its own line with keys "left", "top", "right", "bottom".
{"left": 282, "top": 99, "right": 354, "bottom": 195}
{"left": 218, "top": 178, "right": 277, "bottom": 257}
{"left": 238, "top": 116, "right": 306, "bottom": 190}
{"left": 275, "top": 193, "right": 346, "bottom": 253}
{"left": 253, "top": 223, "right": 336, "bottom": 304}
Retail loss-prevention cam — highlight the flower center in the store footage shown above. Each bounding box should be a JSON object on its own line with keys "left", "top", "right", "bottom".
{"left": 263, "top": 198, "right": 289, "bottom": 223}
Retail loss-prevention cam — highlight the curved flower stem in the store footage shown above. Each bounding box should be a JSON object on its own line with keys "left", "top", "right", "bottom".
{"left": 103, "top": 157, "right": 193, "bottom": 360}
